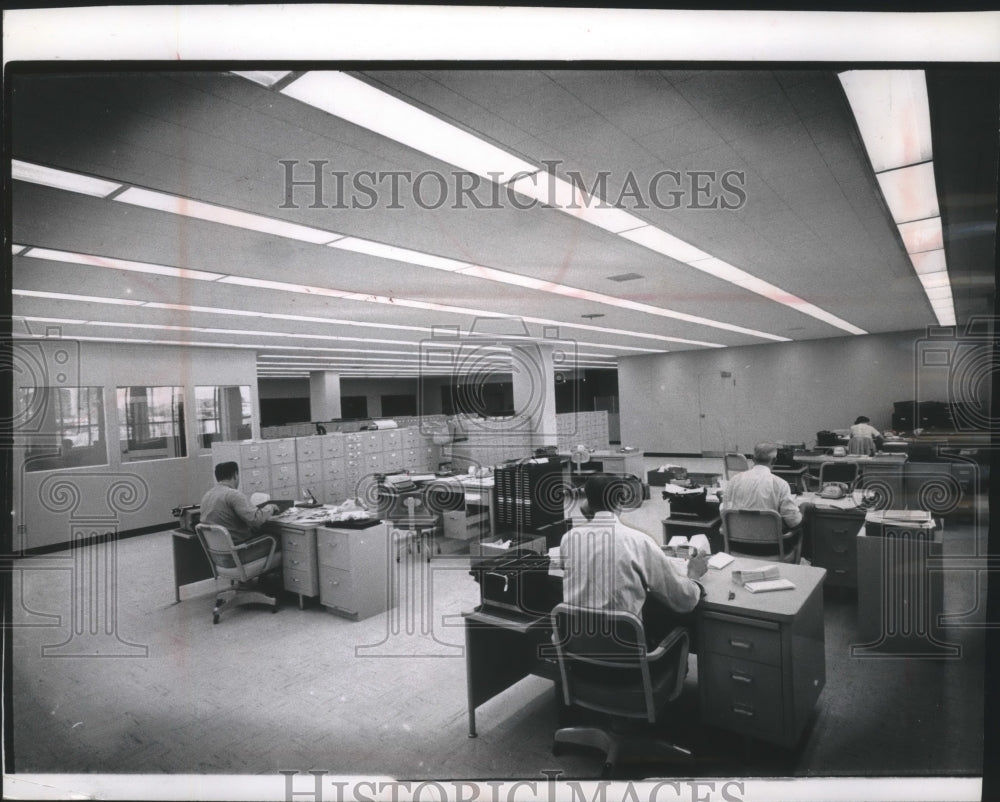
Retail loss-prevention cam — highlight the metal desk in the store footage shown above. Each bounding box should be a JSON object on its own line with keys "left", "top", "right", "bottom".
{"left": 462, "top": 556, "right": 826, "bottom": 747}
{"left": 171, "top": 528, "right": 214, "bottom": 602}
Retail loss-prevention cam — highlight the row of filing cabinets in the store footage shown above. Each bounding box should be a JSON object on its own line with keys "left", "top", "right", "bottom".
{"left": 211, "top": 429, "right": 439, "bottom": 504}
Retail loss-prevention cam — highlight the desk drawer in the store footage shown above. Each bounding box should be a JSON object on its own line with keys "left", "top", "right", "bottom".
{"left": 319, "top": 566, "right": 356, "bottom": 613}
{"left": 701, "top": 612, "right": 781, "bottom": 666}
{"left": 284, "top": 565, "right": 318, "bottom": 596}
{"left": 296, "top": 437, "right": 324, "bottom": 461}
{"left": 282, "top": 530, "right": 312, "bottom": 554}
{"left": 702, "top": 657, "right": 784, "bottom": 741}
{"left": 270, "top": 439, "right": 297, "bottom": 464}
{"left": 317, "top": 530, "right": 352, "bottom": 567}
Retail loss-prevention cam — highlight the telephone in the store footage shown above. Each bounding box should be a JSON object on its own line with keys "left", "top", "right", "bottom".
{"left": 819, "top": 482, "right": 849, "bottom": 500}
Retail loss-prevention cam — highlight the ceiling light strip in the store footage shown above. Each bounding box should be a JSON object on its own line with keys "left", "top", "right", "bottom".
{"left": 270, "top": 71, "right": 864, "bottom": 337}
{"left": 839, "top": 69, "right": 954, "bottom": 326}
{"left": 12, "top": 159, "right": 122, "bottom": 198}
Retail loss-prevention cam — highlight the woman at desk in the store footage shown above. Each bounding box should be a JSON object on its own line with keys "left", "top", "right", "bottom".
{"left": 848, "top": 416, "right": 882, "bottom": 455}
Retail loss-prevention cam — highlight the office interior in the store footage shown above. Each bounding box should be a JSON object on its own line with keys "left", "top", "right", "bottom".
{"left": 6, "top": 66, "right": 997, "bottom": 785}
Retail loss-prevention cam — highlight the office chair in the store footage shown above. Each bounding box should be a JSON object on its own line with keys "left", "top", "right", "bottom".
{"left": 390, "top": 496, "right": 440, "bottom": 562}
{"left": 722, "top": 509, "right": 802, "bottom": 564}
{"left": 818, "top": 461, "right": 861, "bottom": 491}
{"left": 847, "top": 435, "right": 876, "bottom": 456}
{"left": 195, "top": 524, "right": 282, "bottom": 624}
{"left": 723, "top": 452, "right": 750, "bottom": 480}
{"left": 547, "top": 603, "right": 691, "bottom": 778}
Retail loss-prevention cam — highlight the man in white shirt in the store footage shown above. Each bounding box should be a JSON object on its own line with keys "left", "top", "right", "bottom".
{"left": 561, "top": 473, "right": 708, "bottom": 646}
{"left": 721, "top": 442, "right": 810, "bottom": 556}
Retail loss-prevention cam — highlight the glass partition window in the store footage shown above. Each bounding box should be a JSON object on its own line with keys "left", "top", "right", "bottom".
{"left": 195, "top": 385, "right": 253, "bottom": 448}
{"left": 18, "top": 386, "right": 107, "bottom": 472}
{"left": 117, "top": 386, "right": 187, "bottom": 462}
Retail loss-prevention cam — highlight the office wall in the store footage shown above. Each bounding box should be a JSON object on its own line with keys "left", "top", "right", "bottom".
{"left": 619, "top": 330, "right": 958, "bottom": 455}
{"left": 13, "top": 343, "right": 258, "bottom": 550}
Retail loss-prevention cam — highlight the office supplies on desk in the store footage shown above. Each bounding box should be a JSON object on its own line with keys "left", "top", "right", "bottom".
{"left": 732, "top": 565, "right": 781, "bottom": 585}
{"left": 260, "top": 499, "right": 295, "bottom": 513}
{"left": 708, "top": 552, "right": 735, "bottom": 569}
{"left": 745, "top": 578, "right": 796, "bottom": 593}
{"left": 664, "top": 533, "right": 710, "bottom": 556}
{"left": 171, "top": 504, "right": 201, "bottom": 533}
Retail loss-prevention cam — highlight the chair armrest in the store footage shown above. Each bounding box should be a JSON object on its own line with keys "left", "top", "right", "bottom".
{"left": 646, "top": 626, "right": 690, "bottom": 702}
{"left": 231, "top": 534, "right": 279, "bottom": 579}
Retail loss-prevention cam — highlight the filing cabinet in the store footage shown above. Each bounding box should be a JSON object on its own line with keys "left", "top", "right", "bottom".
{"left": 362, "top": 430, "right": 384, "bottom": 454}
{"left": 321, "top": 434, "right": 345, "bottom": 459}
{"left": 316, "top": 522, "right": 395, "bottom": 620}
{"left": 383, "top": 430, "right": 401, "bottom": 450}
{"left": 240, "top": 441, "right": 270, "bottom": 468}
{"left": 269, "top": 438, "right": 297, "bottom": 464}
{"left": 240, "top": 466, "right": 270, "bottom": 495}
{"left": 270, "top": 462, "right": 298, "bottom": 492}
{"left": 295, "top": 435, "right": 324, "bottom": 462}
{"left": 809, "top": 508, "right": 864, "bottom": 589}
{"left": 297, "top": 460, "right": 323, "bottom": 496}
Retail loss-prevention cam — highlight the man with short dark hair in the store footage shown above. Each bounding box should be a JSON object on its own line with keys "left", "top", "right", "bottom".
{"left": 561, "top": 473, "right": 708, "bottom": 646}
{"left": 721, "top": 442, "right": 809, "bottom": 556}
{"left": 200, "top": 461, "right": 281, "bottom": 563}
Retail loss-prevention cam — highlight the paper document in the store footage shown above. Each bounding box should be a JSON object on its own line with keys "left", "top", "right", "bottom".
{"left": 745, "top": 578, "right": 796, "bottom": 593}
{"left": 708, "top": 552, "right": 735, "bottom": 569}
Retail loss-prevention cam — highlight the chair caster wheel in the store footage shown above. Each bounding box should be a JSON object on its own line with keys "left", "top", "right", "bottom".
{"left": 212, "top": 614, "right": 220, "bottom": 625}
{"left": 271, "top": 606, "right": 278, "bottom": 614}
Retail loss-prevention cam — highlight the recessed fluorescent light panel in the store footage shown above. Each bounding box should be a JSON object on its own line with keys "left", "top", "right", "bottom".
{"left": 280, "top": 72, "right": 539, "bottom": 184}
{"left": 12, "top": 159, "right": 122, "bottom": 198}
{"left": 114, "top": 187, "right": 344, "bottom": 244}
{"left": 840, "top": 69, "right": 954, "bottom": 326}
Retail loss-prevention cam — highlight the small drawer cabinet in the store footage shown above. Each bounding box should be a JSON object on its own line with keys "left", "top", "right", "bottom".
{"left": 316, "top": 523, "right": 395, "bottom": 621}
{"left": 809, "top": 508, "right": 865, "bottom": 589}
{"left": 698, "top": 571, "right": 826, "bottom": 748}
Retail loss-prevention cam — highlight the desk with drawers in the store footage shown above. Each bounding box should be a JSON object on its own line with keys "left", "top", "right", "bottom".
{"left": 793, "top": 452, "right": 907, "bottom": 505}
{"left": 463, "top": 556, "right": 826, "bottom": 747}
{"left": 264, "top": 512, "right": 396, "bottom": 620}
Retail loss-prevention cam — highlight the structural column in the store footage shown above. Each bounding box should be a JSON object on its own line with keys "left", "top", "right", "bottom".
{"left": 309, "top": 371, "right": 342, "bottom": 421}
{"left": 511, "top": 342, "right": 558, "bottom": 449}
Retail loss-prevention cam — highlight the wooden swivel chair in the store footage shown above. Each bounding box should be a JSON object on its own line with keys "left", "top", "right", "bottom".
{"left": 547, "top": 603, "right": 692, "bottom": 778}
{"left": 723, "top": 452, "right": 750, "bottom": 480}
{"left": 722, "top": 508, "right": 802, "bottom": 564}
{"left": 195, "top": 523, "right": 282, "bottom": 624}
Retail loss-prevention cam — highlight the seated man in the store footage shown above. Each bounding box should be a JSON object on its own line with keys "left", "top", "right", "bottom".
{"left": 200, "top": 461, "right": 282, "bottom": 565}
{"left": 561, "top": 473, "right": 708, "bottom": 647}
{"left": 721, "top": 442, "right": 811, "bottom": 557}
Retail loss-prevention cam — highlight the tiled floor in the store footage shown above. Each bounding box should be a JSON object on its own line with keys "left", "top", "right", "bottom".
{"left": 9, "top": 454, "right": 986, "bottom": 784}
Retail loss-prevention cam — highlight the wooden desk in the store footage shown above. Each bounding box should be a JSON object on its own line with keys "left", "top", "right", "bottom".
{"left": 462, "top": 556, "right": 826, "bottom": 747}
{"left": 171, "top": 529, "right": 214, "bottom": 602}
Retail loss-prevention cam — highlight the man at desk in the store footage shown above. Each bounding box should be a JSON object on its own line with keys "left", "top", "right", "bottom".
{"left": 200, "top": 461, "right": 282, "bottom": 563}
{"left": 721, "top": 442, "right": 811, "bottom": 556}
{"left": 561, "top": 474, "right": 708, "bottom": 646}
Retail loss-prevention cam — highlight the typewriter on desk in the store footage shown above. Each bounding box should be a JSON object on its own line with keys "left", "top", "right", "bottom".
{"left": 661, "top": 486, "right": 718, "bottom": 518}
{"left": 171, "top": 505, "right": 200, "bottom": 533}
